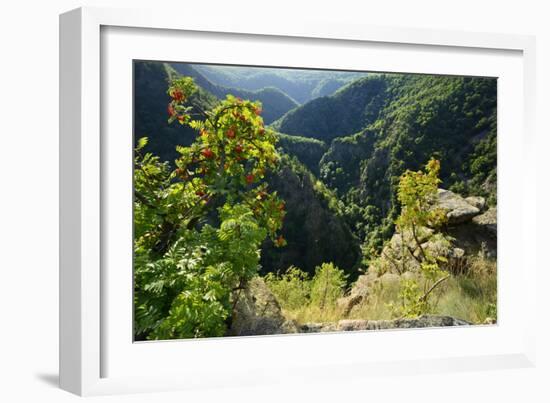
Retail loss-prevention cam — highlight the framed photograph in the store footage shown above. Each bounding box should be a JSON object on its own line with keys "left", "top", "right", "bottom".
{"left": 60, "top": 6, "right": 537, "bottom": 396}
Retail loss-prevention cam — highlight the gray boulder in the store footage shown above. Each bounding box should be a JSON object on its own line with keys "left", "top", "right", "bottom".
{"left": 465, "top": 196, "right": 486, "bottom": 211}
{"left": 472, "top": 207, "right": 497, "bottom": 236}
{"left": 436, "top": 189, "right": 481, "bottom": 224}
{"left": 444, "top": 206, "right": 496, "bottom": 258}
{"left": 228, "top": 277, "right": 298, "bottom": 336}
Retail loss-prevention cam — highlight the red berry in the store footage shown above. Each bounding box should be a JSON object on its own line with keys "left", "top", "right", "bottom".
{"left": 245, "top": 174, "right": 254, "bottom": 184}
{"left": 275, "top": 235, "right": 285, "bottom": 247}
{"left": 195, "top": 190, "right": 205, "bottom": 197}
{"left": 226, "top": 128, "right": 235, "bottom": 139}
{"left": 172, "top": 89, "right": 184, "bottom": 102}
{"left": 168, "top": 104, "right": 176, "bottom": 117}
{"left": 254, "top": 106, "right": 262, "bottom": 116}
{"left": 234, "top": 144, "right": 243, "bottom": 153}
{"left": 201, "top": 148, "right": 214, "bottom": 159}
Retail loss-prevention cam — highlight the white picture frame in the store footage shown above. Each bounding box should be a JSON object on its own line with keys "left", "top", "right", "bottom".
{"left": 59, "top": 6, "right": 537, "bottom": 396}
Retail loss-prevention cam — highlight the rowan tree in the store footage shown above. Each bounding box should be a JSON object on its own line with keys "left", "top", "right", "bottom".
{"left": 134, "top": 76, "right": 286, "bottom": 339}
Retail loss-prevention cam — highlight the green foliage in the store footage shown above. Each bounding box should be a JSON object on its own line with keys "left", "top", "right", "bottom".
{"left": 265, "top": 263, "right": 347, "bottom": 323}
{"left": 134, "top": 76, "right": 287, "bottom": 339}
{"left": 396, "top": 279, "right": 428, "bottom": 318}
{"left": 265, "top": 266, "right": 311, "bottom": 310}
{"left": 136, "top": 202, "right": 271, "bottom": 339}
{"left": 143, "top": 238, "right": 231, "bottom": 340}
{"left": 310, "top": 263, "right": 348, "bottom": 309}
{"left": 396, "top": 158, "right": 446, "bottom": 231}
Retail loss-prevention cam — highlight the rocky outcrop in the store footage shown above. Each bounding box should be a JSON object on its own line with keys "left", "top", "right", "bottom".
{"left": 367, "top": 226, "right": 454, "bottom": 276}
{"left": 465, "top": 196, "right": 486, "bottom": 211}
{"left": 436, "top": 189, "right": 481, "bottom": 224}
{"left": 339, "top": 189, "right": 496, "bottom": 313}
{"left": 448, "top": 205, "right": 497, "bottom": 258}
{"left": 375, "top": 189, "right": 496, "bottom": 268}
{"left": 472, "top": 207, "right": 497, "bottom": 236}
{"left": 228, "top": 277, "right": 298, "bottom": 336}
{"left": 300, "top": 315, "right": 472, "bottom": 333}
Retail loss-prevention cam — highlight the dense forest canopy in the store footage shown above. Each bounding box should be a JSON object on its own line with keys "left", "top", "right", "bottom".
{"left": 133, "top": 61, "right": 497, "bottom": 340}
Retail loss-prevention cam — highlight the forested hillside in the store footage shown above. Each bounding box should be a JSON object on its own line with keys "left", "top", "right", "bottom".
{"left": 271, "top": 75, "right": 389, "bottom": 140}
{"left": 273, "top": 73, "right": 497, "bottom": 254}
{"left": 133, "top": 63, "right": 498, "bottom": 340}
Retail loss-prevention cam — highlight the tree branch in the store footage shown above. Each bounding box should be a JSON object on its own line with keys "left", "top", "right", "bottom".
{"left": 420, "top": 274, "right": 450, "bottom": 302}
{"left": 411, "top": 222, "right": 427, "bottom": 261}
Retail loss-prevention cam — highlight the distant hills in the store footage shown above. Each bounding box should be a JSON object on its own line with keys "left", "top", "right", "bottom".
{"left": 193, "top": 64, "right": 368, "bottom": 104}
{"left": 170, "top": 63, "right": 298, "bottom": 124}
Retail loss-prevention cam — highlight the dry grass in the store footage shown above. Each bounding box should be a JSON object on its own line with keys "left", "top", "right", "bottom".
{"left": 272, "top": 256, "right": 497, "bottom": 325}
{"left": 431, "top": 256, "right": 497, "bottom": 323}
{"left": 347, "top": 278, "right": 401, "bottom": 320}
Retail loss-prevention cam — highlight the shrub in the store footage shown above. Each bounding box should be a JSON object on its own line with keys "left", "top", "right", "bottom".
{"left": 265, "top": 266, "right": 311, "bottom": 310}
{"left": 265, "top": 262, "right": 347, "bottom": 323}
{"left": 387, "top": 158, "right": 451, "bottom": 318}
{"left": 310, "top": 263, "right": 348, "bottom": 310}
